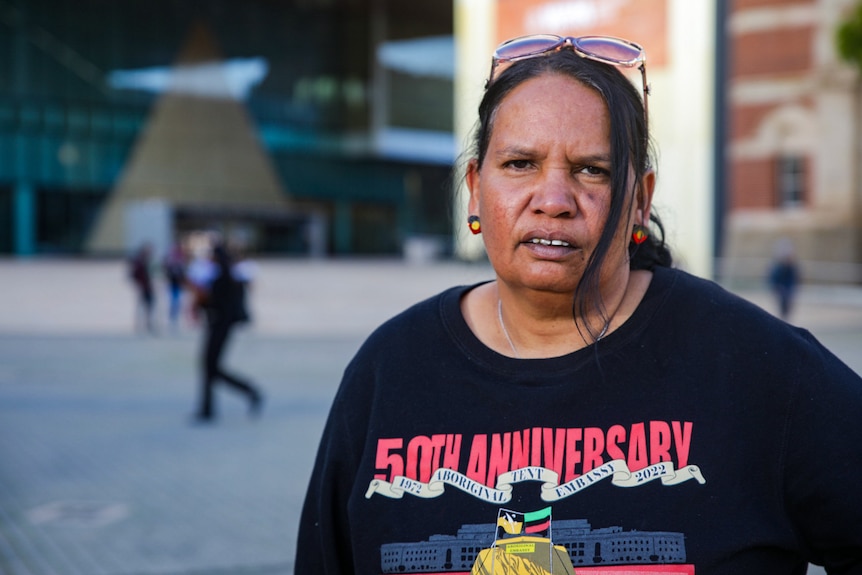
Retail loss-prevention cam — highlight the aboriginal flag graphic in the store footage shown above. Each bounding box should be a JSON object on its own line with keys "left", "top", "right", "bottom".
{"left": 496, "top": 507, "right": 552, "bottom": 539}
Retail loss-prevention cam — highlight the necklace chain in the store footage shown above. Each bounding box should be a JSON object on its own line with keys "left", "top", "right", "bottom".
{"left": 497, "top": 298, "right": 611, "bottom": 359}
{"left": 497, "top": 299, "right": 521, "bottom": 358}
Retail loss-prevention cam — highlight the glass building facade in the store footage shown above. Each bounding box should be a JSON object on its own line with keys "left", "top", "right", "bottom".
{"left": 0, "top": 0, "right": 454, "bottom": 256}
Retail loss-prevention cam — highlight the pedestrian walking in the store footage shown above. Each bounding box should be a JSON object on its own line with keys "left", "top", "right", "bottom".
{"left": 193, "top": 243, "right": 262, "bottom": 422}
{"left": 128, "top": 241, "right": 156, "bottom": 334}
{"left": 163, "top": 241, "right": 187, "bottom": 330}
{"left": 768, "top": 237, "right": 800, "bottom": 321}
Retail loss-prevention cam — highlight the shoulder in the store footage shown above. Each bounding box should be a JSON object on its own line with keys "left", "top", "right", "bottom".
{"left": 358, "top": 284, "right": 472, "bottom": 354}
{"left": 650, "top": 268, "right": 857, "bottom": 382}
{"left": 338, "top": 283, "right": 481, "bottom": 382}
{"left": 187, "top": 259, "right": 217, "bottom": 286}
{"left": 652, "top": 266, "right": 774, "bottom": 321}
{"left": 647, "top": 267, "right": 808, "bottom": 358}
{"left": 232, "top": 260, "right": 256, "bottom": 282}
{"left": 331, "top": 284, "right": 473, "bottom": 411}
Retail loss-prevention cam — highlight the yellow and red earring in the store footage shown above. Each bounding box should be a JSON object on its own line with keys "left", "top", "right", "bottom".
{"left": 468, "top": 215, "right": 482, "bottom": 235}
{"left": 632, "top": 224, "right": 648, "bottom": 245}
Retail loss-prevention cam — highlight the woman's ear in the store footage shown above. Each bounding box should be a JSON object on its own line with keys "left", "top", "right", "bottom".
{"left": 637, "top": 169, "right": 656, "bottom": 224}
{"left": 466, "top": 158, "right": 481, "bottom": 215}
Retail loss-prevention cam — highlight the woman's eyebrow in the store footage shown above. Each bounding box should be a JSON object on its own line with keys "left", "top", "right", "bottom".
{"left": 493, "top": 147, "right": 612, "bottom": 164}
{"left": 492, "top": 145, "right": 536, "bottom": 157}
{"left": 571, "top": 153, "right": 612, "bottom": 164}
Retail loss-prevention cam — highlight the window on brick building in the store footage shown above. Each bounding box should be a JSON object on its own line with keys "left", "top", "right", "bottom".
{"left": 776, "top": 155, "right": 805, "bottom": 207}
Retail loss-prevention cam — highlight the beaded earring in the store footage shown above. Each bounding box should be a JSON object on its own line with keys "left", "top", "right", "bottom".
{"left": 468, "top": 215, "right": 482, "bottom": 235}
{"left": 632, "top": 224, "right": 648, "bottom": 245}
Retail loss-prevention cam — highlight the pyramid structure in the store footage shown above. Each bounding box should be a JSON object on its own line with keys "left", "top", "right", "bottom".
{"left": 86, "top": 22, "right": 291, "bottom": 254}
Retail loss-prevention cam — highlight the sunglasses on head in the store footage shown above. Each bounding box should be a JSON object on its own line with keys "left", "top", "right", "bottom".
{"left": 487, "top": 34, "right": 650, "bottom": 129}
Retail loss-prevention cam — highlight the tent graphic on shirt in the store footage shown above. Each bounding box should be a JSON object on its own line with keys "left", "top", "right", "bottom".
{"left": 475, "top": 507, "right": 574, "bottom": 575}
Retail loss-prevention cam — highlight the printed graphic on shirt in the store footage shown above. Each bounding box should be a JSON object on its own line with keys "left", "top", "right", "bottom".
{"left": 369, "top": 423, "right": 703, "bottom": 574}
{"left": 366, "top": 422, "right": 705, "bottom": 503}
{"left": 475, "top": 507, "right": 574, "bottom": 575}
{"left": 380, "top": 506, "right": 694, "bottom": 575}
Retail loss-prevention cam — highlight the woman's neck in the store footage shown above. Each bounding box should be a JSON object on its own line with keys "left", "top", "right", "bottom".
{"left": 464, "top": 270, "right": 652, "bottom": 359}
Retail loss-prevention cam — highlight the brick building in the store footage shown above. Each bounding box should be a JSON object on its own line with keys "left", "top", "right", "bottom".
{"left": 723, "top": 0, "right": 862, "bottom": 283}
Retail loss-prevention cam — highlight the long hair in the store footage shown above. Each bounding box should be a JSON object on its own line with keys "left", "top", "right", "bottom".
{"left": 468, "top": 49, "right": 672, "bottom": 339}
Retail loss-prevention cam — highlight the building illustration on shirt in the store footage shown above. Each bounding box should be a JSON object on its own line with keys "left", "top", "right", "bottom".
{"left": 380, "top": 508, "right": 690, "bottom": 574}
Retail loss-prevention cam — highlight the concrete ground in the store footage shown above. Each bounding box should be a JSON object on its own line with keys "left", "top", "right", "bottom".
{"left": 1, "top": 257, "right": 859, "bottom": 575}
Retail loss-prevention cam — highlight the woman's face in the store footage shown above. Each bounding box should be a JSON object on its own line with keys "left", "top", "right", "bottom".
{"left": 467, "top": 73, "right": 648, "bottom": 296}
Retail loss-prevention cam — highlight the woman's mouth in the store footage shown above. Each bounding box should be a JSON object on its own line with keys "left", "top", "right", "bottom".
{"left": 528, "top": 238, "right": 571, "bottom": 247}
{"left": 521, "top": 235, "right": 580, "bottom": 260}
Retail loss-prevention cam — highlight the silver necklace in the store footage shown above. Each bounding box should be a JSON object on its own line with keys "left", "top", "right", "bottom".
{"left": 497, "top": 299, "right": 521, "bottom": 358}
{"left": 497, "top": 299, "right": 610, "bottom": 359}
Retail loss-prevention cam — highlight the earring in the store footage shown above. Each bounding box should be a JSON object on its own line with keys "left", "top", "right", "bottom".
{"left": 468, "top": 215, "right": 482, "bottom": 235}
{"left": 632, "top": 224, "right": 648, "bottom": 245}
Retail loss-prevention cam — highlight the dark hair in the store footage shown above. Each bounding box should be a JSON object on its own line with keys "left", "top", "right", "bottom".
{"left": 470, "top": 49, "right": 672, "bottom": 338}
{"left": 213, "top": 243, "right": 233, "bottom": 273}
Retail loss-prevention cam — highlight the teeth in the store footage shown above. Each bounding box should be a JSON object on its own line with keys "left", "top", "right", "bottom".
{"left": 530, "top": 238, "right": 571, "bottom": 247}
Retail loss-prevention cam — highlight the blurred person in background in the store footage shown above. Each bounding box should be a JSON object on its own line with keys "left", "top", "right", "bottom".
{"left": 295, "top": 33, "right": 862, "bottom": 575}
{"left": 192, "top": 242, "right": 262, "bottom": 423}
{"left": 230, "top": 242, "right": 258, "bottom": 291}
{"left": 162, "top": 240, "right": 188, "bottom": 330}
{"left": 768, "top": 237, "right": 800, "bottom": 321}
{"left": 128, "top": 241, "right": 156, "bottom": 334}
{"left": 185, "top": 233, "right": 217, "bottom": 325}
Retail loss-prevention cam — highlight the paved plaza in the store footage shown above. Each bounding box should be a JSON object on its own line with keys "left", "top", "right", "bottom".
{"left": 1, "top": 257, "right": 861, "bottom": 575}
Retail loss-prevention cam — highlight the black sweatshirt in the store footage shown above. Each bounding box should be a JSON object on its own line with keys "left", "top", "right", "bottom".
{"left": 297, "top": 266, "right": 862, "bottom": 575}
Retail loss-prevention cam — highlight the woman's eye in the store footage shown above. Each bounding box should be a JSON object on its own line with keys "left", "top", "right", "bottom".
{"left": 581, "top": 166, "right": 607, "bottom": 175}
{"left": 504, "top": 159, "right": 532, "bottom": 170}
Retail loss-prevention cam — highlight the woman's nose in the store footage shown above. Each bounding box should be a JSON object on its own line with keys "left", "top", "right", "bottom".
{"left": 530, "top": 168, "right": 577, "bottom": 217}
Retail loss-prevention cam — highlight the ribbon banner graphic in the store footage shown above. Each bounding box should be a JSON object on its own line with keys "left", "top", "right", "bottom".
{"left": 366, "top": 461, "right": 706, "bottom": 502}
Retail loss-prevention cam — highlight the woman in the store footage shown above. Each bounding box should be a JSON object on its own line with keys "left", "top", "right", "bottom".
{"left": 296, "top": 35, "right": 862, "bottom": 574}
